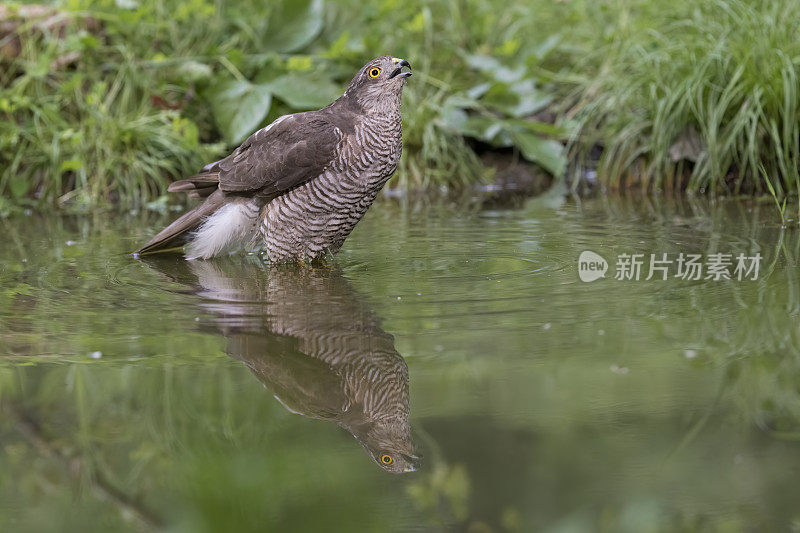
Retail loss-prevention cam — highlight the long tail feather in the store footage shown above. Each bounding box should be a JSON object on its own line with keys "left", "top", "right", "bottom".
{"left": 134, "top": 190, "right": 225, "bottom": 256}
{"left": 167, "top": 173, "right": 220, "bottom": 192}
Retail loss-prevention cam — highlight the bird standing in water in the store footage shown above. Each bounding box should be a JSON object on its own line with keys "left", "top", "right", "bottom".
{"left": 136, "top": 55, "right": 411, "bottom": 262}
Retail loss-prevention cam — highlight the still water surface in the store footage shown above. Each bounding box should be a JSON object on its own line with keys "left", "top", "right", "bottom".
{"left": 1, "top": 191, "right": 799, "bottom": 531}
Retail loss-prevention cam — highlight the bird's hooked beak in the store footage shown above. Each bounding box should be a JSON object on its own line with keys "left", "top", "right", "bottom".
{"left": 389, "top": 57, "right": 412, "bottom": 79}
{"left": 401, "top": 452, "right": 420, "bottom": 472}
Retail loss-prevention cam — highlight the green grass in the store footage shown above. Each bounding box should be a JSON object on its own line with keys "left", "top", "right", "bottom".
{"left": 559, "top": 0, "right": 800, "bottom": 198}
{"left": 3, "top": 0, "right": 800, "bottom": 210}
{"left": 0, "top": 0, "right": 564, "bottom": 210}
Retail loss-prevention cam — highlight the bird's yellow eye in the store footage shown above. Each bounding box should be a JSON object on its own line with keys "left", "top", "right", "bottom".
{"left": 380, "top": 454, "right": 393, "bottom": 465}
{"left": 369, "top": 67, "right": 381, "bottom": 78}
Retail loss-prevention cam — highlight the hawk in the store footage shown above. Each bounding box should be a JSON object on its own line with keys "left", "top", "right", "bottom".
{"left": 135, "top": 55, "right": 412, "bottom": 262}
{"left": 144, "top": 257, "right": 419, "bottom": 473}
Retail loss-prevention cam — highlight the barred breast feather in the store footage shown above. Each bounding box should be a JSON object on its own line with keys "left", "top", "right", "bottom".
{"left": 261, "top": 111, "right": 403, "bottom": 262}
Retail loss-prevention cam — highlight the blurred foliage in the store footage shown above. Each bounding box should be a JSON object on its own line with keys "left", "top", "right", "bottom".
{"left": 4, "top": 0, "right": 800, "bottom": 210}
{"left": 559, "top": 0, "right": 800, "bottom": 202}
{"left": 0, "top": 0, "right": 567, "bottom": 210}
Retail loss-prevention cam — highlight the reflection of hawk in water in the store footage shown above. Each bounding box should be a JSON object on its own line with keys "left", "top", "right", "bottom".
{"left": 148, "top": 258, "right": 417, "bottom": 473}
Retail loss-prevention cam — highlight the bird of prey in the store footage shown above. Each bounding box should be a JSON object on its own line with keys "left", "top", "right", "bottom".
{"left": 136, "top": 55, "right": 412, "bottom": 262}
{"left": 143, "top": 257, "right": 419, "bottom": 473}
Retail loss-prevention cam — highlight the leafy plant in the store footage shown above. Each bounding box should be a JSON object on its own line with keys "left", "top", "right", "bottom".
{"left": 207, "top": 69, "right": 341, "bottom": 145}
{"left": 0, "top": 0, "right": 574, "bottom": 209}
{"left": 561, "top": 0, "right": 800, "bottom": 196}
{"left": 761, "top": 165, "right": 792, "bottom": 226}
{"left": 435, "top": 55, "right": 567, "bottom": 177}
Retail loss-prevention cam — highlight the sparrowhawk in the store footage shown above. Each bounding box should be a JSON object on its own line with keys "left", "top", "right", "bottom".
{"left": 144, "top": 257, "right": 419, "bottom": 473}
{"left": 136, "top": 55, "right": 412, "bottom": 262}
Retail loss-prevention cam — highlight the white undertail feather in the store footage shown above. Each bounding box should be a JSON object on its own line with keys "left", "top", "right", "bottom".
{"left": 186, "top": 202, "right": 258, "bottom": 260}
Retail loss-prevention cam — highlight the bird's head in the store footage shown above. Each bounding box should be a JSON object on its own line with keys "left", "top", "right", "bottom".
{"left": 350, "top": 417, "right": 419, "bottom": 474}
{"left": 344, "top": 55, "right": 412, "bottom": 111}
{"left": 372, "top": 448, "right": 420, "bottom": 475}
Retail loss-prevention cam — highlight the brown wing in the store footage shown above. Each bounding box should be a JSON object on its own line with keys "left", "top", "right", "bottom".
{"left": 212, "top": 112, "right": 341, "bottom": 196}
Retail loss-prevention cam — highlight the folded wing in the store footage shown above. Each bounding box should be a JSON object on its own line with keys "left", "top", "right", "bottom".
{"left": 138, "top": 112, "right": 341, "bottom": 255}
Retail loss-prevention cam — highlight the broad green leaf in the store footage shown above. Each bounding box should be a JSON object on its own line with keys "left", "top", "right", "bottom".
{"left": 466, "top": 83, "right": 491, "bottom": 100}
{"left": 436, "top": 107, "right": 468, "bottom": 131}
{"left": 264, "top": 0, "right": 325, "bottom": 53}
{"left": 443, "top": 93, "right": 481, "bottom": 111}
{"left": 481, "top": 80, "right": 552, "bottom": 118}
{"left": 506, "top": 118, "right": 568, "bottom": 138}
{"left": 439, "top": 110, "right": 511, "bottom": 146}
{"left": 464, "top": 54, "right": 524, "bottom": 83}
{"left": 481, "top": 82, "right": 518, "bottom": 115}
{"left": 507, "top": 80, "right": 552, "bottom": 118}
{"left": 510, "top": 131, "right": 566, "bottom": 177}
{"left": 263, "top": 72, "right": 340, "bottom": 109}
{"left": 454, "top": 115, "right": 499, "bottom": 142}
{"left": 209, "top": 80, "right": 272, "bottom": 144}
{"left": 175, "top": 60, "right": 213, "bottom": 83}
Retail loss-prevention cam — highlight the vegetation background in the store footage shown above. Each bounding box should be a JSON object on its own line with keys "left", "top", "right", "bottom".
{"left": 2, "top": 0, "right": 800, "bottom": 213}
